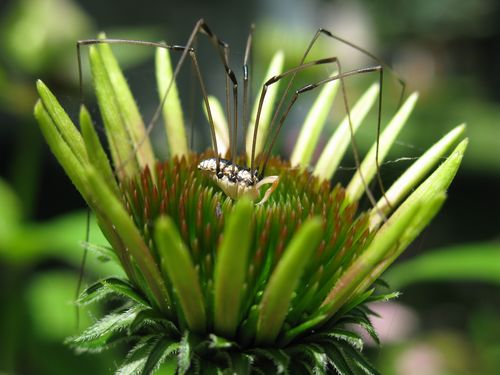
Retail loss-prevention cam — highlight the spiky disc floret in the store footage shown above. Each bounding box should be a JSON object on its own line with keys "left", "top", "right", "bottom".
{"left": 34, "top": 31, "right": 467, "bottom": 375}
{"left": 69, "top": 155, "right": 391, "bottom": 374}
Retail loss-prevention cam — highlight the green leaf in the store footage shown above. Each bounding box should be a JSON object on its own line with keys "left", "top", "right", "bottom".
{"left": 313, "top": 329, "right": 364, "bottom": 351}
{"left": 319, "top": 197, "right": 421, "bottom": 319}
{"left": 338, "top": 343, "right": 379, "bottom": 375}
{"left": 307, "top": 344, "right": 329, "bottom": 375}
{"left": 213, "top": 198, "right": 253, "bottom": 338}
{"left": 143, "top": 337, "right": 179, "bottom": 375}
{"left": 68, "top": 305, "right": 145, "bottom": 352}
{"left": 385, "top": 243, "right": 500, "bottom": 288}
{"left": 129, "top": 309, "right": 179, "bottom": 335}
{"left": 177, "top": 331, "right": 193, "bottom": 375}
{"left": 230, "top": 352, "right": 253, "bottom": 375}
{"left": 250, "top": 348, "right": 290, "bottom": 374}
{"left": 155, "top": 216, "right": 206, "bottom": 333}
{"left": 79, "top": 105, "right": 120, "bottom": 196}
{"left": 336, "top": 289, "right": 374, "bottom": 317}
{"left": 246, "top": 50, "right": 285, "bottom": 162}
{"left": 314, "top": 83, "right": 379, "bottom": 181}
{"left": 116, "top": 334, "right": 179, "bottom": 375}
{"left": 322, "top": 343, "right": 351, "bottom": 375}
{"left": 370, "top": 123, "right": 466, "bottom": 228}
{"left": 335, "top": 310, "right": 380, "bottom": 345}
{"left": 291, "top": 344, "right": 328, "bottom": 375}
{"left": 346, "top": 92, "right": 419, "bottom": 203}
{"left": 155, "top": 47, "right": 188, "bottom": 157}
{"left": 357, "top": 139, "right": 468, "bottom": 291}
{"left": 290, "top": 79, "right": 339, "bottom": 167}
{"left": 256, "top": 217, "right": 323, "bottom": 345}
{"left": 78, "top": 277, "right": 148, "bottom": 306}
{"left": 81, "top": 241, "right": 120, "bottom": 266}
{"left": 117, "top": 335, "right": 158, "bottom": 375}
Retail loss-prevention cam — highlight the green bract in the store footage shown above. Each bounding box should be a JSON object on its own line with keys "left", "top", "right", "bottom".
{"left": 35, "top": 37, "right": 466, "bottom": 374}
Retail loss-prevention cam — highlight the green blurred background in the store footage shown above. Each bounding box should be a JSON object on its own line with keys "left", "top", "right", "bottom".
{"left": 0, "top": 0, "right": 499, "bottom": 374}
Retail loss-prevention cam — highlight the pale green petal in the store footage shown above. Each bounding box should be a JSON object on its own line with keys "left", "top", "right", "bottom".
{"left": 34, "top": 100, "right": 90, "bottom": 202}
{"left": 370, "top": 124, "right": 466, "bottom": 228}
{"left": 89, "top": 45, "right": 140, "bottom": 180}
{"left": 155, "top": 216, "right": 206, "bottom": 333}
{"left": 319, "top": 198, "right": 421, "bottom": 318}
{"left": 346, "top": 92, "right": 418, "bottom": 203}
{"left": 353, "top": 139, "right": 468, "bottom": 298}
{"left": 36, "top": 80, "right": 88, "bottom": 166}
{"left": 213, "top": 198, "right": 253, "bottom": 337}
{"left": 155, "top": 47, "right": 188, "bottom": 157}
{"left": 203, "top": 96, "right": 230, "bottom": 156}
{"left": 84, "top": 166, "right": 172, "bottom": 315}
{"left": 290, "top": 79, "right": 339, "bottom": 167}
{"left": 255, "top": 217, "right": 323, "bottom": 345}
{"left": 313, "top": 83, "right": 379, "bottom": 181}
{"left": 94, "top": 34, "right": 156, "bottom": 177}
{"left": 80, "top": 105, "right": 120, "bottom": 197}
{"left": 246, "top": 51, "right": 284, "bottom": 163}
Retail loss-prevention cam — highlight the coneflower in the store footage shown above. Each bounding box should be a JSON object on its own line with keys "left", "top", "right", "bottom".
{"left": 34, "top": 23, "right": 466, "bottom": 375}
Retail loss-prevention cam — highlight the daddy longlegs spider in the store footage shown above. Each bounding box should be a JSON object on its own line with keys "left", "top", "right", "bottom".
{"left": 74, "top": 19, "right": 405, "bottom": 322}
{"left": 76, "top": 19, "right": 404, "bottom": 207}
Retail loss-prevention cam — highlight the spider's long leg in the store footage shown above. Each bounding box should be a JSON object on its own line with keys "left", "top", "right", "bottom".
{"left": 195, "top": 20, "right": 239, "bottom": 164}
{"left": 77, "top": 38, "right": 221, "bottom": 170}
{"left": 76, "top": 38, "right": 190, "bottom": 174}
{"left": 77, "top": 19, "right": 241, "bottom": 173}
{"left": 250, "top": 57, "right": 338, "bottom": 173}
{"left": 263, "top": 28, "right": 405, "bottom": 213}
{"left": 242, "top": 24, "right": 255, "bottom": 148}
{"left": 260, "top": 66, "right": 384, "bottom": 212}
{"left": 311, "top": 29, "right": 407, "bottom": 211}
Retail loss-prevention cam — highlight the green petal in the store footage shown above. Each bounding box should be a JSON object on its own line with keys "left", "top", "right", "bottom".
{"left": 89, "top": 39, "right": 155, "bottom": 180}
{"left": 246, "top": 50, "right": 285, "bottom": 163}
{"left": 370, "top": 123, "right": 466, "bottom": 228}
{"left": 319, "top": 196, "right": 422, "bottom": 319}
{"left": 96, "top": 35, "right": 156, "bottom": 172}
{"left": 155, "top": 216, "right": 206, "bottom": 333}
{"left": 314, "top": 83, "right": 379, "bottom": 181}
{"left": 338, "top": 139, "right": 468, "bottom": 307}
{"left": 79, "top": 105, "right": 120, "bottom": 196}
{"left": 34, "top": 99, "right": 90, "bottom": 202}
{"left": 290, "top": 79, "right": 339, "bottom": 167}
{"left": 36, "top": 80, "right": 88, "bottom": 165}
{"left": 213, "top": 198, "right": 253, "bottom": 338}
{"left": 255, "top": 217, "right": 323, "bottom": 345}
{"left": 84, "top": 166, "right": 171, "bottom": 315}
{"left": 377, "top": 139, "right": 468, "bottom": 259}
{"left": 155, "top": 47, "right": 188, "bottom": 157}
{"left": 203, "top": 95, "right": 230, "bottom": 156}
{"left": 346, "top": 92, "right": 419, "bottom": 203}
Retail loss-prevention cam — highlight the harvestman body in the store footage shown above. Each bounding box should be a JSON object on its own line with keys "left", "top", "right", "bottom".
{"left": 197, "top": 157, "right": 279, "bottom": 205}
